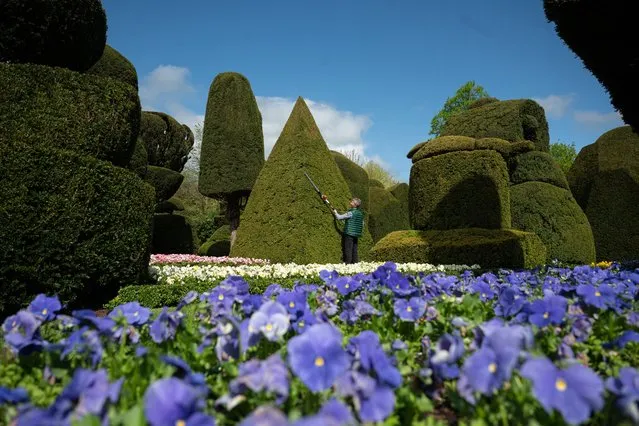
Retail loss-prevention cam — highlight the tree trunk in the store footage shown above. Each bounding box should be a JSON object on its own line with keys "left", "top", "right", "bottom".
{"left": 227, "top": 193, "right": 241, "bottom": 248}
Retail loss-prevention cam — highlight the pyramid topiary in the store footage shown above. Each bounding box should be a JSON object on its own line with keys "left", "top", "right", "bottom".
{"left": 87, "top": 45, "right": 139, "bottom": 90}
{"left": 231, "top": 97, "right": 372, "bottom": 264}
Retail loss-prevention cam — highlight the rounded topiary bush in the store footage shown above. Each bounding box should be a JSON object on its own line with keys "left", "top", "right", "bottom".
{"left": 0, "top": 0, "right": 107, "bottom": 72}
{"left": 0, "top": 63, "right": 141, "bottom": 166}
{"left": 143, "top": 166, "right": 185, "bottom": 203}
{"left": 410, "top": 150, "right": 511, "bottom": 230}
{"left": 127, "top": 138, "right": 148, "bottom": 178}
{"left": 86, "top": 45, "right": 139, "bottom": 90}
{"left": 510, "top": 181, "right": 595, "bottom": 264}
{"left": 509, "top": 150, "right": 570, "bottom": 189}
{"left": 370, "top": 228, "right": 546, "bottom": 269}
{"left": 151, "top": 214, "right": 197, "bottom": 255}
{"left": 139, "top": 112, "right": 194, "bottom": 172}
{"left": 198, "top": 225, "right": 231, "bottom": 257}
{"left": 0, "top": 141, "right": 155, "bottom": 317}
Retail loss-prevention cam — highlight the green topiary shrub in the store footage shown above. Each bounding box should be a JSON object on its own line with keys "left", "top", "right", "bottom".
{"left": 510, "top": 181, "right": 595, "bottom": 264}
{"left": 127, "top": 138, "right": 148, "bottom": 178}
{"left": 567, "top": 143, "right": 599, "bottom": 208}
{"left": 231, "top": 97, "right": 373, "bottom": 264}
{"left": 370, "top": 228, "right": 546, "bottom": 269}
{"left": 406, "top": 141, "right": 428, "bottom": 159}
{"left": 585, "top": 170, "right": 639, "bottom": 262}
{"left": 368, "top": 187, "right": 410, "bottom": 242}
{"left": 143, "top": 166, "right": 184, "bottom": 203}
{"left": 440, "top": 99, "right": 550, "bottom": 152}
{"left": 151, "top": 214, "right": 197, "bottom": 255}
{"left": 389, "top": 182, "right": 411, "bottom": 229}
{"left": 468, "top": 97, "right": 499, "bottom": 109}
{"left": 139, "top": 112, "right": 194, "bottom": 172}
{"left": 86, "top": 45, "right": 138, "bottom": 90}
{"left": 509, "top": 151, "right": 570, "bottom": 189}
{"left": 0, "top": 63, "right": 141, "bottom": 166}
{"left": 0, "top": 141, "right": 155, "bottom": 317}
{"left": 543, "top": 1, "right": 638, "bottom": 133}
{"left": 331, "top": 150, "right": 370, "bottom": 212}
{"left": 411, "top": 136, "right": 535, "bottom": 163}
{"left": 0, "top": 0, "right": 107, "bottom": 72}
{"left": 410, "top": 150, "right": 511, "bottom": 230}
{"left": 155, "top": 198, "right": 185, "bottom": 214}
{"left": 198, "top": 225, "right": 231, "bottom": 257}
{"left": 369, "top": 179, "right": 384, "bottom": 188}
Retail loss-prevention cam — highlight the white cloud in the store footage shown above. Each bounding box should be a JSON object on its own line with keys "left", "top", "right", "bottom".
{"left": 573, "top": 110, "right": 624, "bottom": 126}
{"left": 533, "top": 94, "right": 575, "bottom": 119}
{"left": 256, "top": 96, "right": 372, "bottom": 158}
{"left": 139, "top": 65, "right": 195, "bottom": 105}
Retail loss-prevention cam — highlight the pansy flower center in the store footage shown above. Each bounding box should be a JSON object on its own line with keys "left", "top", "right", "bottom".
{"left": 299, "top": 321, "right": 305, "bottom": 328}
{"left": 345, "top": 284, "right": 349, "bottom": 289}
{"left": 176, "top": 420, "right": 186, "bottom": 426}
{"left": 488, "top": 363, "right": 497, "bottom": 373}
{"left": 407, "top": 306, "right": 413, "bottom": 312}
{"left": 265, "top": 323, "right": 273, "bottom": 332}
{"left": 134, "top": 311, "right": 139, "bottom": 317}
{"left": 315, "top": 356, "right": 325, "bottom": 367}
{"left": 42, "top": 309, "right": 48, "bottom": 315}
{"left": 289, "top": 302, "right": 295, "bottom": 308}
{"left": 555, "top": 378, "right": 567, "bottom": 392}
{"left": 218, "top": 294, "right": 224, "bottom": 301}
{"left": 543, "top": 312, "right": 549, "bottom": 319}
{"left": 595, "top": 291, "right": 601, "bottom": 297}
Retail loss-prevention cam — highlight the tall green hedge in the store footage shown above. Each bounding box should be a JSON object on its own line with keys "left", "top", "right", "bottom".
{"left": 331, "top": 150, "right": 370, "bottom": 212}
{"left": 369, "top": 187, "right": 410, "bottom": 243}
{"left": 0, "top": 63, "right": 141, "bottom": 167}
{"left": 139, "top": 112, "right": 194, "bottom": 172}
{"left": 510, "top": 181, "right": 595, "bottom": 264}
{"left": 543, "top": 0, "right": 638, "bottom": 133}
{"left": 509, "top": 151, "right": 570, "bottom": 189}
{"left": 440, "top": 99, "right": 550, "bottom": 152}
{"left": 566, "top": 143, "right": 599, "bottom": 209}
{"left": 410, "top": 150, "right": 511, "bottom": 230}
{"left": 199, "top": 72, "right": 264, "bottom": 198}
{"left": 151, "top": 214, "right": 197, "bottom": 255}
{"left": 86, "top": 45, "right": 139, "bottom": 90}
{"left": 231, "top": 97, "right": 372, "bottom": 264}
{"left": 0, "top": 0, "right": 107, "bottom": 72}
{"left": 0, "top": 142, "right": 155, "bottom": 317}
{"left": 127, "top": 138, "right": 149, "bottom": 178}
{"left": 370, "top": 229, "right": 546, "bottom": 270}
{"left": 389, "top": 182, "right": 411, "bottom": 229}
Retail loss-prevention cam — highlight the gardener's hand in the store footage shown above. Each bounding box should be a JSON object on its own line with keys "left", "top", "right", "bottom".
{"left": 332, "top": 209, "right": 337, "bottom": 216}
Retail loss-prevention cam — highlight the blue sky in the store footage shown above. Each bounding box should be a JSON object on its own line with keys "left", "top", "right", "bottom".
{"left": 103, "top": 0, "right": 625, "bottom": 182}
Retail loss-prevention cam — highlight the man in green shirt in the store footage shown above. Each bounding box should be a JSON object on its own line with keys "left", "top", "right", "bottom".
{"left": 332, "top": 197, "right": 364, "bottom": 264}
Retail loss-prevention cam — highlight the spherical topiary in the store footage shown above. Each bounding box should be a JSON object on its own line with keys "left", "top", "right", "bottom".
{"left": 0, "top": 0, "right": 107, "bottom": 72}
{"left": 86, "top": 45, "right": 138, "bottom": 90}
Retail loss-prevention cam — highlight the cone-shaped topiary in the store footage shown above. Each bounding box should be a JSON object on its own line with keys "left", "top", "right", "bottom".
{"left": 87, "top": 45, "right": 139, "bottom": 90}
{"left": 0, "top": 63, "right": 141, "bottom": 167}
{"left": 369, "top": 179, "right": 384, "bottom": 188}
{"left": 199, "top": 72, "right": 264, "bottom": 245}
{"left": 331, "top": 150, "right": 370, "bottom": 213}
{"left": 440, "top": 99, "right": 550, "bottom": 152}
{"left": 543, "top": 0, "right": 638, "bottom": 133}
{"left": 231, "top": 97, "right": 372, "bottom": 264}
{"left": 0, "top": 0, "right": 107, "bottom": 72}
{"left": 139, "top": 111, "right": 194, "bottom": 172}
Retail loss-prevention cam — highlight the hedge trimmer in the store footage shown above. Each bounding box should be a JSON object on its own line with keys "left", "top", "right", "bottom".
{"left": 304, "top": 171, "right": 333, "bottom": 210}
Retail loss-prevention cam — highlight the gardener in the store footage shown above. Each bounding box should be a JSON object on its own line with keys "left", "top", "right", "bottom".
{"left": 332, "top": 197, "right": 364, "bottom": 264}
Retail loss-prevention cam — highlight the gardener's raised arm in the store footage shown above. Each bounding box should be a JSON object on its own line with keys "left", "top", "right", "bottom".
{"left": 332, "top": 209, "right": 352, "bottom": 220}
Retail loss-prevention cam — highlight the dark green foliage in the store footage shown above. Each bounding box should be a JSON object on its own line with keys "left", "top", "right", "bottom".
{"left": 410, "top": 150, "right": 512, "bottom": 230}
{"left": 199, "top": 72, "right": 264, "bottom": 198}
{"left": 231, "top": 97, "right": 373, "bottom": 264}
{"left": 86, "top": 45, "right": 138, "bottom": 90}
{"left": 411, "top": 135, "right": 535, "bottom": 163}
{"left": 370, "top": 228, "right": 546, "bottom": 269}
{"left": 0, "top": 141, "right": 155, "bottom": 317}
{"left": 198, "top": 225, "right": 231, "bottom": 257}
{"left": 127, "top": 138, "right": 148, "bottom": 179}
{"left": 585, "top": 170, "right": 639, "bottom": 261}
{"left": 331, "top": 150, "right": 370, "bottom": 212}
{"left": 151, "top": 214, "right": 196, "bottom": 255}
{"left": 0, "top": 63, "right": 141, "bottom": 166}
{"left": 368, "top": 187, "right": 410, "bottom": 242}
{"left": 390, "top": 182, "right": 411, "bottom": 231}
{"left": 105, "top": 276, "right": 324, "bottom": 310}
{"left": 567, "top": 144, "right": 599, "bottom": 208}
{"left": 544, "top": 0, "right": 639, "bottom": 133}
{"left": 406, "top": 141, "right": 427, "bottom": 159}
{"left": 440, "top": 99, "right": 550, "bottom": 152}
{"left": 468, "top": 97, "right": 499, "bottom": 109}
{"left": 155, "top": 198, "right": 185, "bottom": 214}
{"left": 369, "top": 179, "right": 384, "bottom": 188}
{"left": 0, "top": 0, "right": 107, "bottom": 72}
{"left": 143, "top": 166, "right": 184, "bottom": 203}
{"left": 510, "top": 182, "right": 595, "bottom": 264}
{"left": 509, "top": 151, "right": 570, "bottom": 190}
{"left": 139, "top": 112, "right": 194, "bottom": 172}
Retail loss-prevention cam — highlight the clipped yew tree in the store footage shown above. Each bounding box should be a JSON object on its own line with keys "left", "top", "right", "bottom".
{"left": 199, "top": 72, "right": 264, "bottom": 245}
{"left": 231, "top": 97, "right": 373, "bottom": 264}
{"left": 87, "top": 44, "right": 139, "bottom": 90}
{"left": 331, "top": 150, "right": 370, "bottom": 213}
{"left": 544, "top": 0, "right": 638, "bottom": 133}
{"left": 0, "top": 0, "right": 107, "bottom": 72}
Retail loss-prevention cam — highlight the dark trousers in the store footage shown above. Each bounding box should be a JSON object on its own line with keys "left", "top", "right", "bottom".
{"left": 342, "top": 234, "right": 359, "bottom": 264}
